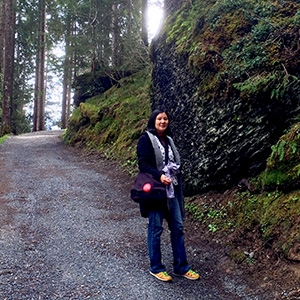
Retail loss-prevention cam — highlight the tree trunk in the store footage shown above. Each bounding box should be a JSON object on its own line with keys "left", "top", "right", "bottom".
{"left": 1, "top": 0, "right": 16, "bottom": 136}
{"left": 33, "top": 50, "right": 39, "bottom": 131}
{"left": 0, "top": 0, "right": 6, "bottom": 77}
{"left": 111, "top": 3, "right": 120, "bottom": 68}
{"left": 66, "top": 80, "right": 72, "bottom": 122}
{"left": 90, "top": 0, "right": 98, "bottom": 76}
{"left": 73, "top": 17, "right": 78, "bottom": 82}
{"left": 141, "top": 0, "right": 148, "bottom": 47}
{"left": 61, "top": 15, "right": 72, "bottom": 129}
{"left": 34, "top": 0, "right": 46, "bottom": 131}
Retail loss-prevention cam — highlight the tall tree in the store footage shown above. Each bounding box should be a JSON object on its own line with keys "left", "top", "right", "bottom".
{"left": 111, "top": 3, "right": 120, "bottom": 68}
{"left": 12, "top": 0, "right": 39, "bottom": 134}
{"left": 0, "top": 0, "right": 6, "bottom": 77}
{"left": 1, "top": 0, "right": 16, "bottom": 136}
{"left": 61, "top": 12, "right": 72, "bottom": 129}
{"left": 33, "top": 0, "right": 46, "bottom": 131}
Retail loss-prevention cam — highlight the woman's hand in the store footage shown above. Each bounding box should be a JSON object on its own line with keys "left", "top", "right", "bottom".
{"left": 160, "top": 174, "right": 172, "bottom": 185}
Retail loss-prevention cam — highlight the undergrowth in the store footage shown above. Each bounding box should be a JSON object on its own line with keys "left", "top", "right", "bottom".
{"left": 185, "top": 188, "right": 300, "bottom": 260}
{"left": 63, "top": 67, "right": 151, "bottom": 175}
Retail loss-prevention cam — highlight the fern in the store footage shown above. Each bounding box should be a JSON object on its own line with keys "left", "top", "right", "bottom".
{"left": 270, "top": 144, "right": 277, "bottom": 160}
{"left": 278, "top": 141, "right": 286, "bottom": 161}
{"left": 290, "top": 141, "right": 297, "bottom": 154}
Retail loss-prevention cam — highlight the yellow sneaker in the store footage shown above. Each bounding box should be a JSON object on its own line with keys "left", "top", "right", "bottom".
{"left": 174, "top": 269, "right": 200, "bottom": 280}
{"left": 150, "top": 271, "right": 172, "bottom": 282}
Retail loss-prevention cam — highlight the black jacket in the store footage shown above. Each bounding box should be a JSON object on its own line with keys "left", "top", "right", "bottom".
{"left": 136, "top": 132, "right": 168, "bottom": 216}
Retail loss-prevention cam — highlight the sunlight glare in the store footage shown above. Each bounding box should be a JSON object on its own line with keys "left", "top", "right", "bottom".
{"left": 147, "top": 2, "right": 164, "bottom": 40}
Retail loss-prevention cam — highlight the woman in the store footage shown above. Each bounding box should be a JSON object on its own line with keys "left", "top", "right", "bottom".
{"left": 137, "top": 109, "right": 199, "bottom": 282}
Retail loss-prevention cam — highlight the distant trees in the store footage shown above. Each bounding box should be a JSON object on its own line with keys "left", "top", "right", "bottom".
{"left": 0, "top": 0, "right": 157, "bottom": 135}
{"left": 59, "top": 0, "right": 151, "bottom": 128}
{"left": 0, "top": 0, "right": 37, "bottom": 135}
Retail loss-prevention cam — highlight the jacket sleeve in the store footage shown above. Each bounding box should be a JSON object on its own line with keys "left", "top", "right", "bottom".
{"left": 137, "top": 133, "right": 162, "bottom": 180}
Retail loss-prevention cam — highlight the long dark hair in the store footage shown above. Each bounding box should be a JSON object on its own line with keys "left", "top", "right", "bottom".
{"left": 147, "top": 109, "right": 172, "bottom": 136}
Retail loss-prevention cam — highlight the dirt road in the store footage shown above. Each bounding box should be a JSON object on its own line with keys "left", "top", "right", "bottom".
{"left": 0, "top": 131, "right": 266, "bottom": 299}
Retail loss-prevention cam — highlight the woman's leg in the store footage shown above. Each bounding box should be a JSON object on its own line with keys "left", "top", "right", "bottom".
{"left": 148, "top": 210, "right": 166, "bottom": 273}
{"left": 167, "top": 197, "right": 190, "bottom": 275}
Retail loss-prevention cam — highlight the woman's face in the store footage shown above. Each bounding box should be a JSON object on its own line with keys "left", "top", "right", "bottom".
{"left": 155, "top": 112, "right": 169, "bottom": 135}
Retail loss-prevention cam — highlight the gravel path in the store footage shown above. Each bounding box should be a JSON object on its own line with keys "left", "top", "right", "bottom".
{"left": 0, "top": 131, "right": 264, "bottom": 300}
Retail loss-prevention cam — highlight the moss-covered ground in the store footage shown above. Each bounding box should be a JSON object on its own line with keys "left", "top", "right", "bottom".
{"left": 185, "top": 188, "right": 300, "bottom": 260}
{"left": 63, "top": 67, "right": 152, "bottom": 175}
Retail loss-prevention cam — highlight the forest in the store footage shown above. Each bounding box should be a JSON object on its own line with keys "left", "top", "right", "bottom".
{"left": 1, "top": 0, "right": 300, "bottom": 292}
{"left": 0, "top": 0, "right": 153, "bottom": 135}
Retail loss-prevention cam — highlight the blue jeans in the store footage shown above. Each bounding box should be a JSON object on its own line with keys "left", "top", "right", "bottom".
{"left": 147, "top": 196, "right": 190, "bottom": 275}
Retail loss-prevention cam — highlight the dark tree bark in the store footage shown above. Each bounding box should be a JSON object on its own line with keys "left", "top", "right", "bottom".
{"left": 0, "top": 0, "right": 6, "bottom": 77}
{"left": 61, "top": 14, "right": 72, "bottom": 129}
{"left": 34, "top": 0, "right": 46, "bottom": 131}
{"left": 1, "top": 0, "right": 16, "bottom": 136}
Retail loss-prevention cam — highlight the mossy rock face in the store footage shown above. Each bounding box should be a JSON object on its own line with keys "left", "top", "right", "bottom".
{"left": 257, "top": 123, "right": 300, "bottom": 191}
{"left": 151, "top": 0, "right": 300, "bottom": 194}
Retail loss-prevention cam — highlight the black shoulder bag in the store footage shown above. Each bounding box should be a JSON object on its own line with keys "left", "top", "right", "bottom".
{"left": 130, "top": 172, "right": 167, "bottom": 203}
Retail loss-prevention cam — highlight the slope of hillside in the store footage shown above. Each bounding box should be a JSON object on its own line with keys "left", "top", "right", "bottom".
{"left": 63, "top": 67, "right": 151, "bottom": 175}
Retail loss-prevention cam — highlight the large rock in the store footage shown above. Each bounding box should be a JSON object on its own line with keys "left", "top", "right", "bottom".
{"left": 150, "top": 3, "right": 300, "bottom": 194}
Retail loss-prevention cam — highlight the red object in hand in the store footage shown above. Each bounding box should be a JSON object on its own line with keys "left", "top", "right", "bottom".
{"left": 143, "top": 183, "right": 152, "bottom": 192}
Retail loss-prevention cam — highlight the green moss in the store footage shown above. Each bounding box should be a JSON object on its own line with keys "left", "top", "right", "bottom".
{"left": 0, "top": 134, "right": 9, "bottom": 144}
{"left": 186, "top": 188, "right": 300, "bottom": 260}
{"left": 163, "top": 0, "right": 300, "bottom": 102}
{"left": 1, "top": 125, "right": 11, "bottom": 136}
{"left": 63, "top": 67, "right": 151, "bottom": 174}
{"left": 79, "top": 102, "right": 100, "bottom": 125}
{"left": 235, "top": 190, "right": 300, "bottom": 257}
{"left": 256, "top": 123, "right": 300, "bottom": 190}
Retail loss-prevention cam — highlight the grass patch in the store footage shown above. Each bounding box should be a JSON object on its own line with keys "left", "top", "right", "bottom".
{"left": 0, "top": 135, "right": 9, "bottom": 144}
